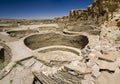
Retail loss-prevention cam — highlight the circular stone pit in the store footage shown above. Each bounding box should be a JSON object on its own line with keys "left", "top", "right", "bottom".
{"left": 34, "top": 45, "right": 82, "bottom": 66}
{"left": 0, "top": 43, "right": 12, "bottom": 70}
{"left": 24, "top": 32, "right": 89, "bottom": 50}
{"left": 7, "top": 30, "right": 38, "bottom": 38}
{"left": 65, "top": 25, "right": 101, "bottom": 35}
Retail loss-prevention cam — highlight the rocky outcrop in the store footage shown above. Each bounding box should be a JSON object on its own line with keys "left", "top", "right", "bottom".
{"left": 54, "top": 16, "right": 69, "bottom": 22}
{"left": 69, "top": 0, "right": 120, "bottom": 24}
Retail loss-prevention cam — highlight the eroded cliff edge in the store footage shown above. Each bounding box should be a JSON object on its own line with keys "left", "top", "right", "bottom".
{"left": 55, "top": 0, "right": 120, "bottom": 25}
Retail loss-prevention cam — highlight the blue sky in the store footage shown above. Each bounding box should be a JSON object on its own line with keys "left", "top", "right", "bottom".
{"left": 0, "top": 0, "right": 93, "bottom": 18}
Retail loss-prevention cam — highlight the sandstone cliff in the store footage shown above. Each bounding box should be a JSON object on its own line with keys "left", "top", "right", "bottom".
{"left": 69, "top": 0, "right": 120, "bottom": 24}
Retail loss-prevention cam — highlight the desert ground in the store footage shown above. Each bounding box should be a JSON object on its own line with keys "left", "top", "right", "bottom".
{"left": 0, "top": 0, "right": 120, "bottom": 84}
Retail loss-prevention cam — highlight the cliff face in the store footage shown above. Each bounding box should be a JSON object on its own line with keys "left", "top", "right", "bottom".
{"left": 54, "top": 16, "right": 69, "bottom": 22}
{"left": 69, "top": 0, "right": 120, "bottom": 24}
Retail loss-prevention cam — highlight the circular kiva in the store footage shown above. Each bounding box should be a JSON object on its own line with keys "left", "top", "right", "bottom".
{"left": 7, "top": 30, "right": 38, "bottom": 38}
{"left": 0, "top": 43, "right": 12, "bottom": 70}
{"left": 33, "top": 45, "right": 82, "bottom": 66}
{"left": 24, "top": 32, "right": 89, "bottom": 50}
{"left": 63, "top": 25, "right": 101, "bottom": 35}
{"left": 34, "top": 45, "right": 81, "bottom": 56}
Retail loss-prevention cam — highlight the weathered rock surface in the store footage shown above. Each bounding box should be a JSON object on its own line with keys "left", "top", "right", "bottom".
{"left": 0, "top": 0, "right": 120, "bottom": 84}
{"left": 97, "top": 51, "right": 118, "bottom": 62}
{"left": 69, "top": 0, "right": 120, "bottom": 24}
{"left": 96, "top": 72, "right": 120, "bottom": 84}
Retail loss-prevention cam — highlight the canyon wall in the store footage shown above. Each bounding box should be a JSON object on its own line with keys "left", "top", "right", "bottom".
{"left": 69, "top": 0, "right": 120, "bottom": 24}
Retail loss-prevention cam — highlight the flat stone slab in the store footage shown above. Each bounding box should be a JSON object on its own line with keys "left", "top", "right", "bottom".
{"left": 92, "top": 64, "right": 101, "bottom": 78}
{"left": 97, "top": 60, "right": 117, "bottom": 71}
{"left": 96, "top": 72, "right": 120, "bottom": 84}
{"left": 0, "top": 32, "right": 18, "bottom": 42}
{"left": 98, "top": 51, "right": 118, "bottom": 62}
{"left": 64, "top": 61, "right": 92, "bottom": 75}
{"left": 7, "top": 41, "right": 33, "bottom": 61}
{"left": 0, "top": 62, "right": 16, "bottom": 80}
{"left": 81, "top": 79, "right": 94, "bottom": 84}
{"left": 0, "top": 65, "right": 34, "bottom": 84}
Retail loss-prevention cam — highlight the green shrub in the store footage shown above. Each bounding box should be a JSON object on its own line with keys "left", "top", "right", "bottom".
{"left": 10, "top": 33, "right": 16, "bottom": 37}
{"left": 0, "top": 64, "right": 4, "bottom": 70}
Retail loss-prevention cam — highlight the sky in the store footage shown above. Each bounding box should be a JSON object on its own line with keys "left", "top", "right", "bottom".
{"left": 0, "top": 0, "right": 93, "bottom": 19}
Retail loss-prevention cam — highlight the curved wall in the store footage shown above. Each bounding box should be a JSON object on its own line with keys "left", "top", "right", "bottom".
{"left": 24, "top": 32, "right": 89, "bottom": 50}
